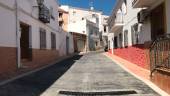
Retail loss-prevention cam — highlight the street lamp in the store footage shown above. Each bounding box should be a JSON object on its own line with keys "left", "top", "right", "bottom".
{"left": 37, "top": 0, "right": 44, "bottom": 5}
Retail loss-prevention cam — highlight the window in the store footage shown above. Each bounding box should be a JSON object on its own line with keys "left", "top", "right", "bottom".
{"left": 119, "top": 33, "right": 123, "bottom": 47}
{"left": 96, "top": 42, "right": 98, "bottom": 46}
{"left": 50, "top": 7, "right": 55, "bottom": 20}
{"left": 90, "top": 30, "right": 93, "bottom": 35}
{"left": 59, "top": 21, "right": 63, "bottom": 27}
{"left": 122, "top": 0, "right": 127, "bottom": 14}
{"left": 104, "top": 25, "right": 107, "bottom": 33}
{"left": 51, "top": 32, "right": 56, "bottom": 49}
{"left": 92, "top": 14, "right": 96, "bottom": 18}
{"left": 131, "top": 24, "right": 139, "bottom": 45}
{"left": 59, "top": 12, "right": 63, "bottom": 18}
{"left": 124, "top": 30, "right": 128, "bottom": 47}
{"left": 73, "top": 11, "right": 76, "bottom": 15}
{"left": 40, "top": 28, "right": 46, "bottom": 49}
{"left": 124, "top": 0, "right": 127, "bottom": 5}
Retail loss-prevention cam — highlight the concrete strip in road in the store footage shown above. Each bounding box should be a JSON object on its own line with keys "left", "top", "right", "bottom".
{"left": 104, "top": 53, "right": 169, "bottom": 96}
{"left": 0, "top": 53, "right": 77, "bottom": 86}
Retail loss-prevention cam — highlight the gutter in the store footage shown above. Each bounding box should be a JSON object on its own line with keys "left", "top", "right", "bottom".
{"left": 15, "top": 0, "right": 21, "bottom": 68}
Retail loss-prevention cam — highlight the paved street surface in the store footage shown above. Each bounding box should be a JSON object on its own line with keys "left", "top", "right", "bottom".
{"left": 0, "top": 52, "right": 159, "bottom": 96}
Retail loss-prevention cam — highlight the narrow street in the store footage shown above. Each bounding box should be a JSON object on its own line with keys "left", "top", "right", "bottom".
{"left": 0, "top": 52, "right": 159, "bottom": 96}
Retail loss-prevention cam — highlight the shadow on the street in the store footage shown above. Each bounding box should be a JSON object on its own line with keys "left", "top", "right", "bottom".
{"left": 0, "top": 55, "right": 83, "bottom": 96}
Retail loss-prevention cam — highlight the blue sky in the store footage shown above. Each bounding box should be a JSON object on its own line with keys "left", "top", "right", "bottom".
{"left": 58, "top": 0, "right": 116, "bottom": 15}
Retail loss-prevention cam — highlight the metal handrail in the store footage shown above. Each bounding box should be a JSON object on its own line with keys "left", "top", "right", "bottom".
{"left": 150, "top": 34, "right": 170, "bottom": 77}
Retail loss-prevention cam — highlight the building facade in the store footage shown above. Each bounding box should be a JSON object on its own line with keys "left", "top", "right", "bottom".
{"left": 0, "top": 0, "right": 73, "bottom": 80}
{"left": 132, "top": 0, "right": 170, "bottom": 94}
{"left": 58, "top": 8, "right": 74, "bottom": 55}
{"left": 101, "top": 15, "right": 109, "bottom": 47}
{"left": 108, "top": 0, "right": 170, "bottom": 94}
{"left": 60, "top": 5, "right": 103, "bottom": 52}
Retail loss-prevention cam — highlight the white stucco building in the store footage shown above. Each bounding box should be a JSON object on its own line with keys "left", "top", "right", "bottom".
{"left": 108, "top": 0, "right": 141, "bottom": 50}
{"left": 101, "top": 15, "right": 109, "bottom": 46}
{"left": 60, "top": 5, "right": 105, "bottom": 51}
{"left": 108, "top": 0, "right": 170, "bottom": 94}
{"left": 0, "top": 0, "right": 73, "bottom": 77}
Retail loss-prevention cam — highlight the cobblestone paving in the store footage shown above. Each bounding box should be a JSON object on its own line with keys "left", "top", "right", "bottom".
{"left": 0, "top": 52, "right": 159, "bottom": 96}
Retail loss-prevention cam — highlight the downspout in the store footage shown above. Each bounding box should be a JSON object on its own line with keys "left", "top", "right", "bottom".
{"left": 15, "top": 0, "right": 21, "bottom": 68}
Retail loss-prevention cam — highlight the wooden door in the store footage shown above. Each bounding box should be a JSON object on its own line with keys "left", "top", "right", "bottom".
{"left": 20, "top": 23, "right": 32, "bottom": 61}
{"left": 151, "top": 3, "right": 166, "bottom": 40}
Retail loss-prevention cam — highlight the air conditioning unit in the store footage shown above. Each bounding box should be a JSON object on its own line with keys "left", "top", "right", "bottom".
{"left": 137, "top": 9, "right": 149, "bottom": 23}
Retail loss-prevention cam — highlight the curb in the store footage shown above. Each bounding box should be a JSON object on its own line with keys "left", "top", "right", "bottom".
{"left": 104, "top": 53, "right": 169, "bottom": 96}
{"left": 0, "top": 53, "right": 77, "bottom": 86}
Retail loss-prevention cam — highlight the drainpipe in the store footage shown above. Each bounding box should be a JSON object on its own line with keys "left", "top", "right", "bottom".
{"left": 15, "top": 0, "right": 21, "bottom": 68}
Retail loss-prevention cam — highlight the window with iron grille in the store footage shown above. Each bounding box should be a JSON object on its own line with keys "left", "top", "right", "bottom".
{"left": 40, "top": 28, "right": 46, "bottom": 49}
{"left": 51, "top": 32, "right": 56, "bottom": 49}
{"left": 104, "top": 25, "right": 107, "bottom": 33}
{"left": 124, "top": 30, "right": 128, "bottom": 47}
{"left": 50, "top": 7, "right": 55, "bottom": 20}
{"left": 119, "top": 33, "right": 123, "bottom": 47}
{"left": 131, "top": 24, "right": 139, "bottom": 45}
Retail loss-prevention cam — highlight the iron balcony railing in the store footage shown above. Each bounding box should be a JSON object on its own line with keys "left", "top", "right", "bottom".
{"left": 39, "top": 4, "right": 50, "bottom": 23}
{"left": 150, "top": 34, "right": 170, "bottom": 76}
{"left": 132, "top": 0, "right": 138, "bottom": 7}
{"left": 108, "top": 13, "right": 123, "bottom": 30}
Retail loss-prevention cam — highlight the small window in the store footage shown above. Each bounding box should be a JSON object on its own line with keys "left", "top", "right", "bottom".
{"left": 73, "top": 11, "right": 76, "bottom": 15}
{"left": 50, "top": 7, "right": 55, "bottom": 20}
{"left": 90, "top": 30, "right": 93, "bottom": 35}
{"left": 104, "top": 25, "right": 107, "bottom": 33}
{"left": 96, "top": 42, "right": 98, "bottom": 46}
{"left": 59, "top": 21, "right": 63, "bottom": 27}
{"left": 124, "top": 0, "right": 127, "bottom": 5}
{"left": 40, "top": 28, "right": 46, "bottom": 49}
{"left": 92, "top": 14, "right": 96, "bottom": 18}
{"left": 59, "top": 12, "right": 63, "bottom": 18}
{"left": 131, "top": 24, "right": 139, "bottom": 45}
{"left": 119, "top": 33, "right": 123, "bottom": 47}
{"left": 124, "top": 30, "right": 128, "bottom": 47}
{"left": 122, "top": 0, "right": 127, "bottom": 14}
{"left": 51, "top": 32, "right": 56, "bottom": 49}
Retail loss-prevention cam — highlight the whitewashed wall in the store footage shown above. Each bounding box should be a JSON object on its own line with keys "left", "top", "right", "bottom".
{"left": 0, "top": 0, "right": 60, "bottom": 50}
{"left": 108, "top": 33, "right": 114, "bottom": 53}
{"left": 68, "top": 20, "right": 87, "bottom": 34}
{"left": 122, "top": 0, "right": 141, "bottom": 46}
{"left": 0, "top": 2, "right": 16, "bottom": 47}
{"left": 139, "top": 18, "right": 151, "bottom": 44}
{"left": 60, "top": 5, "right": 103, "bottom": 34}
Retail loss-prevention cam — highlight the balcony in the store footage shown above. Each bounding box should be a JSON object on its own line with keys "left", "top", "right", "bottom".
{"left": 39, "top": 4, "right": 50, "bottom": 23}
{"left": 109, "top": 13, "right": 124, "bottom": 32}
{"left": 132, "top": 0, "right": 157, "bottom": 8}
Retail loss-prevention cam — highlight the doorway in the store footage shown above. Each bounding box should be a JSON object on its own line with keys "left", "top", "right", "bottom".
{"left": 151, "top": 3, "right": 166, "bottom": 40}
{"left": 114, "top": 37, "right": 118, "bottom": 48}
{"left": 20, "top": 23, "right": 32, "bottom": 62}
{"left": 66, "top": 36, "right": 69, "bottom": 55}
